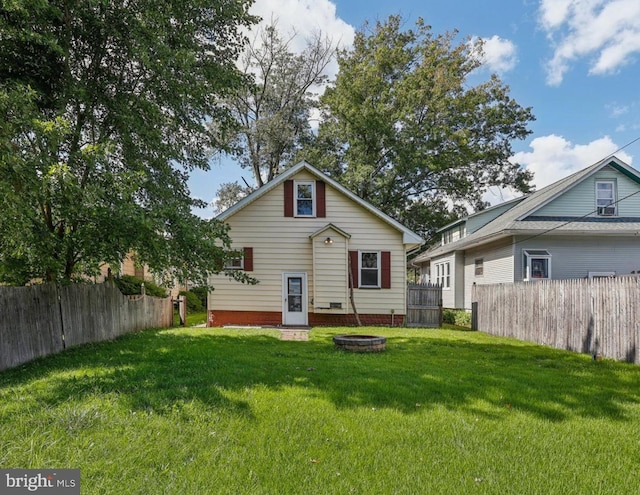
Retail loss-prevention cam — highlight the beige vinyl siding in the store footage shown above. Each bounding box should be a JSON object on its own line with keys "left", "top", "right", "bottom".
{"left": 208, "top": 170, "right": 407, "bottom": 316}
{"left": 513, "top": 235, "right": 640, "bottom": 281}
{"left": 312, "top": 228, "right": 348, "bottom": 313}
{"left": 464, "top": 239, "right": 514, "bottom": 310}
{"left": 533, "top": 166, "right": 640, "bottom": 217}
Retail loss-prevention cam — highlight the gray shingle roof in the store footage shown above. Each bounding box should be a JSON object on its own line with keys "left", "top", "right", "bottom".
{"left": 415, "top": 155, "right": 640, "bottom": 262}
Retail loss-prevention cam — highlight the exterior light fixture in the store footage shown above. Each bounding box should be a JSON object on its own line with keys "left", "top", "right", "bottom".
{"left": 324, "top": 237, "right": 333, "bottom": 245}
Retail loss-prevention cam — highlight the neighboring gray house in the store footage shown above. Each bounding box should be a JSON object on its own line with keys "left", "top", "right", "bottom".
{"left": 413, "top": 156, "right": 640, "bottom": 309}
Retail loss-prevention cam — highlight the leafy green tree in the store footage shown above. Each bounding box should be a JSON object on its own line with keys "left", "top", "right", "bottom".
{"left": 213, "top": 181, "right": 253, "bottom": 215}
{"left": 0, "top": 0, "right": 256, "bottom": 286}
{"left": 224, "top": 20, "right": 335, "bottom": 188}
{"left": 301, "top": 16, "right": 534, "bottom": 239}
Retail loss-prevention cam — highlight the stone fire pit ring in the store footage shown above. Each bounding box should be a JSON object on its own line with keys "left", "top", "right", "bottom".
{"left": 333, "top": 335, "right": 387, "bottom": 352}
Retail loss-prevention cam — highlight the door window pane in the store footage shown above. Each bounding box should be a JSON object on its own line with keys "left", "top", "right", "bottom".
{"left": 288, "top": 277, "right": 302, "bottom": 312}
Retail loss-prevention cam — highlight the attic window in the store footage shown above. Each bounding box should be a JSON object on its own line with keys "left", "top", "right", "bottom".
{"left": 596, "top": 180, "right": 617, "bottom": 216}
{"left": 284, "top": 180, "right": 325, "bottom": 218}
{"left": 295, "top": 181, "right": 315, "bottom": 217}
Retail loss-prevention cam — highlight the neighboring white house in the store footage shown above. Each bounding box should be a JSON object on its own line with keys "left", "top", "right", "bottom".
{"left": 207, "top": 161, "right": 423, "bottom": 327}
{"left": 413, "top": 155, "right": 640, "bottom": 309}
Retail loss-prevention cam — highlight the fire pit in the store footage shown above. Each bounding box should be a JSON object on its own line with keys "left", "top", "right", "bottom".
{"left": 333, "top": 335, "right": 386, "bottom": 352}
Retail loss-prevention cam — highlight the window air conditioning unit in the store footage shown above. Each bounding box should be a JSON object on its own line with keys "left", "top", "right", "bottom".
{"left": 597, "top": 206, "right": 616, "bottom": 216}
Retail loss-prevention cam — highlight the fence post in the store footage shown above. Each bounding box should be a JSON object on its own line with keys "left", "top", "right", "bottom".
{"left": 179, "top": 295, "right": 186, "bottom": 326}
{"left": 471, "top": 302, "right": 478, "bottom": 331}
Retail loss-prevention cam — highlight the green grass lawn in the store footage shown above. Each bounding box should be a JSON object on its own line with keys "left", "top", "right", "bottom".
{"left": 2, "top": 326, "right": 640, "bottom": 494}
{"left": 172, "top": 311, "right": 207, "bottom": 327}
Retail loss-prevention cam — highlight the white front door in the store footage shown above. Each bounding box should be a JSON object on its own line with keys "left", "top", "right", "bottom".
{"left": 282, "top": 272, "right": 308, "bottom": 326}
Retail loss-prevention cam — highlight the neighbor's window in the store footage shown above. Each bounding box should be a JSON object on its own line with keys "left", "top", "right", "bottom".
{"left": 359, "top": 251, "right": 380, "bottom": 288}
{"left": 295, "top": 181, "right": 315, "bottom": 217}
{"left": 523, "top": 250, "right": 551, "bottom": 280}
{"left": 434, "top": 261, "right": 450, "bottom": 288}
{"left": 474, "top": 258, "right": 484, "bottom": 277}
{"left": 596, "top": 180, "right": 617, "bottom": 216}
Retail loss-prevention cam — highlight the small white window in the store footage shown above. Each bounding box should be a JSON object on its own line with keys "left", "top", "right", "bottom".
{"left": 474, "top": 258, "right": 484, "bottom": 277}
{"left": 295, "top": 181, "right": 315, "bottom": 217}
{"left": 359, "top": 251, "right": 380, "bottom": 288}
{"left": 596, "top": 180, "right": 616, "bottom": 216}
{"left": 434, "top": 261, "right": 450, "bottom": 288}
{"left": 523, "top": 249, "right": 551, "bottom": 280}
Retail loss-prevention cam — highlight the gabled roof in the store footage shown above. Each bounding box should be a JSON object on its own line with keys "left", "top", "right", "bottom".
{"left": 415, "top": 155, "right": 640, "bottom": 262}
{"left": 435, "top": 196, "right": 526, "bottom": 234}
{"left": 217, "top": 161, "right": 424, "bottom": 247}
{"left": 310, "top": 223, "right": 351, "bottom": 240}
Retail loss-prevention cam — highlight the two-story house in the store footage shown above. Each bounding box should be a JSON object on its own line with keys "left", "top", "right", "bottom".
{"left": 413, "top": 156, "right": 640, "bottom": 309}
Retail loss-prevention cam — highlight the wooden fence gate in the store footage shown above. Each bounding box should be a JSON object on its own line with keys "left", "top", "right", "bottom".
{"left": 406, "top": 283, "right": 443, "bottom": 327}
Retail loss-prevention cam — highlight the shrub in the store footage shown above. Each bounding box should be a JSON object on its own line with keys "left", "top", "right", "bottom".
{"left": 190, "top": 286, "right": 208, "bottom": 309}
{"left": 179, "top": 290, "right": 205, "bottom": 313}
{"left": 113, "top": 275, "right": 168, "bottom": 298}
{"left": 443, "top": 308, "right": 472, "bottom": 327}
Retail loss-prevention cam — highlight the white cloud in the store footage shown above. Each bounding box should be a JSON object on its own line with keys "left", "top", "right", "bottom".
{"left": 250, "top": 0, "right": 355, "bottom": 80}
{"left": 474, "top": 35, "right": 518, "bottom": 73}
{"left": 483, "top": 135, "right": 634, "bottom": 206}
{"left": 607, "top": 103, "right": 630, "bottom": 117}
{"left": 539, "top": 0, "right": 640, "bottom": 85}
{"left": 539, "top": 0, "right": 574, "bottom": 30}
{"left": 512, "top": 134, "right": 633, "bottom": 189}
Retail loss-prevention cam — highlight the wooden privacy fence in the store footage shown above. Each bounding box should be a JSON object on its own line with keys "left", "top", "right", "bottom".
{"left": 0, "top": 281, "right": 173, "bottom": 371}
{"left": 406, "top": 283, "right": 443, "bottom": 327}
{"left": 472, "top": 277, "right": 640, "bottom": 364}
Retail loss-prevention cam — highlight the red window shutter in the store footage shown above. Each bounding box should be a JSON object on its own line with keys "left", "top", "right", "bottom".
{"left": 349, "top": 250, "right": 359, "bottom": 288}
{"left": 381, "top": 251, "right": 391, "bottom": 289}
{"left": 284, "top": 180, "right": 294, "bottom": 217}
{"left": 243, "top": 247, "right": 253, "bottom": 271}
{"left": 316, "top": 181, "right": 326, "bottom": 217}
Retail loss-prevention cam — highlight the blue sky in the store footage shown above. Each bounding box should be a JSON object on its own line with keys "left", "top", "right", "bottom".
{"left": 189, "top": 0, "right": 640, "bottom": 216}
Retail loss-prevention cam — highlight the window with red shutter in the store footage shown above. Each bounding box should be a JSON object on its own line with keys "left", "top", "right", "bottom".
{"left": 283, "top": 179, "right": 326, "bottom": 218}
{"left": 349, "top": 250, "right": 391, "bottom": 289}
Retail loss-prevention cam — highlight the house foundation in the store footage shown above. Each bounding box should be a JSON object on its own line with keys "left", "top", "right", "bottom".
{"left": 207, "top": 310, "right": 404, "bottom": 327}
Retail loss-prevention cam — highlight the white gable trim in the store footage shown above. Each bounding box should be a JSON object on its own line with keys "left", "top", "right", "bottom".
{"left": 309, "top": 223, "right": 352, "bottom": 240}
